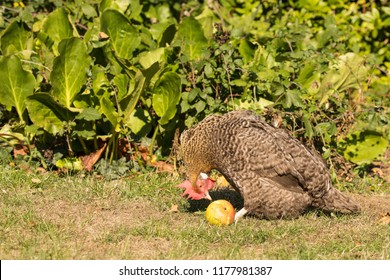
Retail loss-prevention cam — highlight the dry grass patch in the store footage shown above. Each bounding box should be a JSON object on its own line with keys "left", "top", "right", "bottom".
{"left": 0, "top": 167, "right": 389, "bottom": 259}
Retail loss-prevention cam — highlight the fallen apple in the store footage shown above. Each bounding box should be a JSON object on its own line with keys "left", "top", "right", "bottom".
{"left": 205, "top": 200, "right": 235, "bottom": 226}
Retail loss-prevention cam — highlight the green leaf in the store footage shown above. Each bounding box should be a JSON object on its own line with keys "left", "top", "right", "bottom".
{"left": 74, "top": 129, "right": 96, "bottom": 139}
{"left": 238, "top": 38, "right": 255, "bottom": 64}
{"left": 338, "top": 130, "right": 389, "bottom": 165}
{"left": 195, "top": 6, "right": 214, "bottom": 40}
{"left": 253, "top": 45, "right": 277, "bottom": 69}
{"left": 125, "top": 108, "right": 152, "bottom": 137}
{"left": 0, "top": 20, "right": 31, "bottom": 56}
{"left": 152, "top": 72, "right": 181, "bottom": 125}
{"left": 112, "top": 74, "right": 131, "bottom": 102}
{"left": 26, "top": 93, "right": 76, "bottom": 135}
{"left": 302, "top": 115, "right": 314, "bottom": 139}
{"left": 319, "top": 53, "right": 368, "bottom": 105}
{"left": 150, "top": 22, "right": 176, "bottom": 46}
{"left": 55, "top": 157, "right": 83, "bottom": 171}
{"left": 101, "top": 9, "right": 141, "bottom": 60}
{"left": 194, "top": 100, "right": 206, "bottom": 113}
{"left": 99, "top": 92, "right": 120, "bottom": 130}
{"left": 0, "top": 55, "right": 35, "bottom": 122}
{"left": 99, "top": 0, "right": 131, "bottom": 14}
{"left": 0, "top": 124, "right": 25, "bottom": 145}
{"left": 81, "top": 3, "right": 98, "bottom": 18}
{"left": 173, "top": 17, "right": 209, "bottom": 61}
{"left": 284, "top": 90, "right": 304, "bottom": 108}
{"left": 50, "top": 38, "right": 90, "bottom": 109}
{"left": 91, "top": 66, "right": 110, "bottom": 94}
{"left": 139, "top": 48, "right": 165, "bottom": 69}
{"left": 40, "top": 8, "right": 75, "bottom": 55}
{"left": 295, "top": 62, "right": 320, "bottom": 94}
{"left": 315, "top": 122, "right": 337, "bottom": 143}
{"left": 121, "top": 69, "right": 147, "bottom": 121}
{"left": 76, "top": 108, "right": 101, "bottom": 121}
{"left": 233, "top": 98, "right": 274, "bottom": 111}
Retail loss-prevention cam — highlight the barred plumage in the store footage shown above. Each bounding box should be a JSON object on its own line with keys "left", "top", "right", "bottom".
{"left": 179, "top": 110, "right": 360, "bottom": 220}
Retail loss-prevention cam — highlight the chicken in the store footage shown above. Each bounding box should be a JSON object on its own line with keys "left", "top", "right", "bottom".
{"left": 178, "top": 172, "right": 214, "bottom": 200}
{"left": 178, "top": 110, "right": 361, "bottom": 221}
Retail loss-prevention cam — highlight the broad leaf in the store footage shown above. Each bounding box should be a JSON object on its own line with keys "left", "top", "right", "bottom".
{"left": 121, "top": 69, "right": 147, "bottom": 121}
{"left": 195, "top": 6, "right": 214, "bottom": 40}
{"left": 295, "top": 62, "right": 320, "bottom": 94}
{"left": 40, "top": 8, "right": 75, "bottom": 55}
{"left": 50, "top": 38, "right": 90, "bottom": 109}
{"left": 81, "top": 3, "right": 98, "bottom": 18}
{"left": 91, "top": 65, "right": 110, "bottom": 94}
{"left": 112, "top": 74, "right": 132, "bottom": 102}
{"left": 194, "top": 100, "right": 206, "bottom": 113}
{"left": 126, "top": 108, "right": 152, "bottom": 137}
{"left": 76, "top": 108, "right": 102, "bottom": 121}
{"left": 253, "top": 45, "right": 277, "bottom": 69}
{"left": 120, "top": 63, "right": 161, "bottom": 125}
{"left": 319, "top": 53, "right": 368, "bottom": 105}
{"left": 139, "top": 48, "right": 165, "bottom": 69}
{"left": 0, "top": 20, "right": 31, "bottom": 56}
{"left": 239, "top": 38, "right": 255, "bottom": 64}
{"left": 152, "top": 72, "right": 181, "bottom": 125}
{"left": 74, "top": 129, "right": 96, "bottom": 139}
{"left": 284, "top": 89, "right": 304, "bottom": 108}
{"left": 149, "top": 22, "right": 176, "bottom": 46}
{"left": 338, "top": 130, "right": 389, "bottom": 165}
{"left": 26, "top": 93, "right": 76, "bottom": 135}
{"left": 0, "top": 124, "right": 25, "bottom": 146}
{"left": 101, "top": 9, "right": 141, "bottom": 60}
{"left": 0, "top": 55, "right": 35, "bottom": 122}
{"left": 99, "top": 0, "right": 131, "bottom": 13}
{"left": 99, "top": 92, "right": 120, "bottom": 131}
{"left": 173, "top": 17, "right": 209, "bottom": 61}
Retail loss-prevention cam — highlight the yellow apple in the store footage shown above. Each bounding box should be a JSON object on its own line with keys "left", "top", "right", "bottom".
{"left": 205, "top": 200, "right": 235, "bottom": 226}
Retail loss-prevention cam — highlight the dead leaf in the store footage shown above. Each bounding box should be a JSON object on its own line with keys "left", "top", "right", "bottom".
{"left": 372, "top": 167, "right": 383, "bottom": 178}
{"left": 272, "top": 114, "right": 283, "bottom": 128}
{"left": 36, "top": 167, "right": 47, "bottom": 174}
{"left": 150, "top": 160, "right": 174, "bottom": 173}
{"left": 13, "top": 144, "right": 29, "bottom": 157}
{"left": 98, "top": 32, "right": 109, "bottom": 40}
{"left": 80, "top": 143, "right": 107, "bottom": 171}
{"left": 138, "top": 146, "right": 150, "bottom": 162}
{"left": 378, "top": 212, "right": 390, "bottom": 225}
{"left": 169, "top": 204, "right": 179, "bottom": 213}
{"left": 31, "top": 178, "right": 42, "bottom": 184}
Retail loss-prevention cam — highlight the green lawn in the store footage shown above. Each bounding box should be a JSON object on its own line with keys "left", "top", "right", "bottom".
{"left": 0, "top": 166, "right": 389, "bottom": 259}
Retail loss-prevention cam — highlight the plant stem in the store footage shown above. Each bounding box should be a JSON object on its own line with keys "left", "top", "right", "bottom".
{"left": 77, "top": 135, "right": 89, "bottom": 155}
{"left": 149, "top": 124, "right": 159, "bottom": 156}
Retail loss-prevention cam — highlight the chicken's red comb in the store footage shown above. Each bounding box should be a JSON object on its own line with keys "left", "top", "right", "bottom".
{"left": 177, "top": 180, "right": 211, "bottom": 200}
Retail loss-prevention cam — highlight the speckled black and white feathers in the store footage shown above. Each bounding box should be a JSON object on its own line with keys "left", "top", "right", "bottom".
{"left": 180, "top": 110, "right": 361, "bottom": 219}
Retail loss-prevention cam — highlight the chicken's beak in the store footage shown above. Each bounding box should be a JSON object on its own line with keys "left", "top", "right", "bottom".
{"left": 205, "top": 190, "right": 212, "bottom": 200}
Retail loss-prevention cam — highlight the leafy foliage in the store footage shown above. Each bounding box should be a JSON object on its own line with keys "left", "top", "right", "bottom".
{"left": 0, "top": 0, "right": 388, "bottom": 182}
{"left": 0, "top": 55, "right": 35, "bottom": 122}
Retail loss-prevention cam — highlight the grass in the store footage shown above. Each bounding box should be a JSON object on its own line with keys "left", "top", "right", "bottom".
{"left": 0, "top": 165, "right": 389, "bottom": 260}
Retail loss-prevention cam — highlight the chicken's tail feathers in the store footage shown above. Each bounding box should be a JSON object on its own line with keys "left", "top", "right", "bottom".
{"left": 313, "top": 188, "right": 361, "bottom": 214}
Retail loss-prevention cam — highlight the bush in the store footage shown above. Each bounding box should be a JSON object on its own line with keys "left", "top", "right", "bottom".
{"left": 0, "top": 0, "right": 388, "bottom": 176}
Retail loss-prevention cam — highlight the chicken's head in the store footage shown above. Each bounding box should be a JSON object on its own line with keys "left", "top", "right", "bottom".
{"left": 177, "top": 173, "right": 215, "bottom": 200}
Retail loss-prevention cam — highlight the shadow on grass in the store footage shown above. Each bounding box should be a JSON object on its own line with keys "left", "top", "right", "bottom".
{"left": 185, "top": 187, "right": 361, "bottom": 221}
{"left": 186, "top": 188, "right": 244, "bottom": 213}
